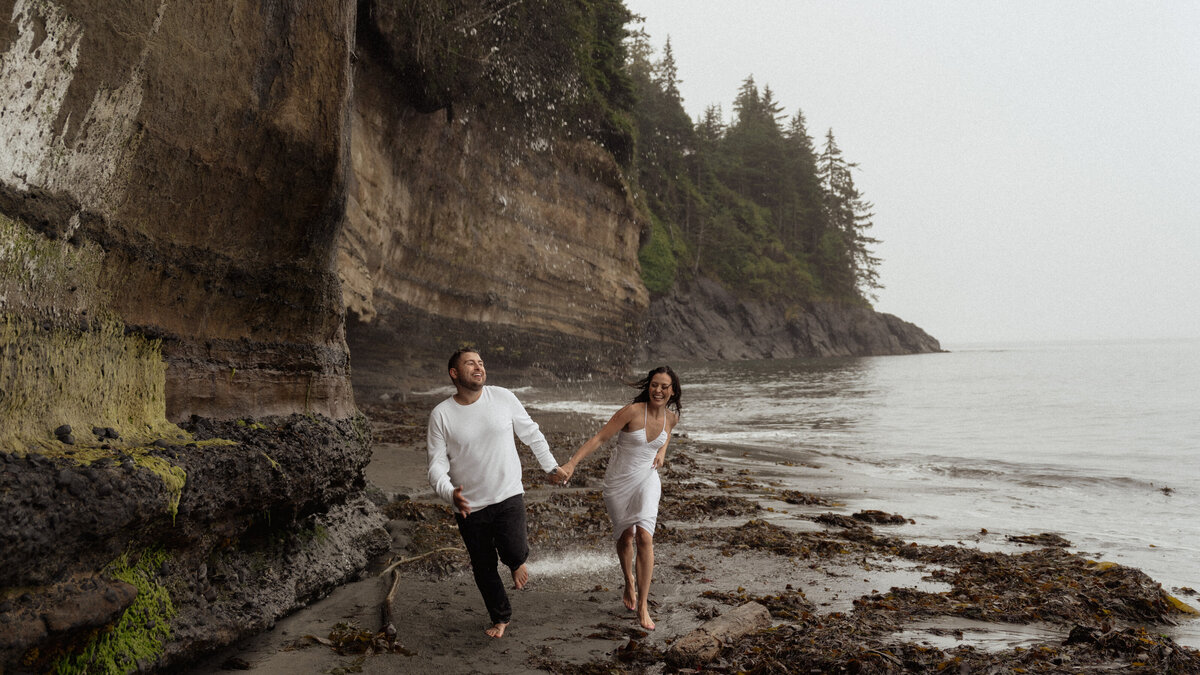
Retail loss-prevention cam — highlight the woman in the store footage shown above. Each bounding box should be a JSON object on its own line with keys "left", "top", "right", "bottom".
{"left": 559, "top": 366, "right": 682, "bottom": 630}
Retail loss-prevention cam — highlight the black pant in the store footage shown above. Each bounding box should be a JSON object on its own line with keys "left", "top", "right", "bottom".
{"left": 454, "top": 493, "right": 529, "bottom": 625}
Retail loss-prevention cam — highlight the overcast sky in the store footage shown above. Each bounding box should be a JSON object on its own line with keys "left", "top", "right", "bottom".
{"left": 623, "top": 0, "right": 1200, "bottom": 345}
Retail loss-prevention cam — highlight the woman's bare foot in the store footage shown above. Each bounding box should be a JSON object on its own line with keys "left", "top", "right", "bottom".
{"left": 485, "top": 622, "right": 508, "bottom": 638}
{"left": 622, "top": 584, "right": 636, "bottom": 611}
{"left": 637, "top": 608, "right": 655, "bottom": 631}
{"left": 511, "top": 563, "right": 529, "bottom": 590}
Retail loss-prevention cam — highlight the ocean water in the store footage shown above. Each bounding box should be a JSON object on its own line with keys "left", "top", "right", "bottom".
{"left": 520, "top": 339, "right": 1200, "bottom": 620}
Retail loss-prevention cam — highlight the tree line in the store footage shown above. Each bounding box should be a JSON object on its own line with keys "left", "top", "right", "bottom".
{"left": 626, "top": 31, "right": 882, "bottom": 305}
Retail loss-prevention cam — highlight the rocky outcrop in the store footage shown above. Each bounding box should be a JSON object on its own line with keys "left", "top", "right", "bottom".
{"left": 0, "top": 415, "right": 386, "bottom": 672}
{"left": 641, "top": 276, "right": 942, "bottom": 362}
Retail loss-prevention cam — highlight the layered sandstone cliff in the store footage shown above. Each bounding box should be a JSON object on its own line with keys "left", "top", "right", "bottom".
{"left": 338, "top": 26, "right": 648, "bottom": 389}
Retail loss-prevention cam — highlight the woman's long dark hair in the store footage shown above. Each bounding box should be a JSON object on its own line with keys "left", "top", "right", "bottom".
{"left": 630, "top": 366, "right": 682, "bottom": 415}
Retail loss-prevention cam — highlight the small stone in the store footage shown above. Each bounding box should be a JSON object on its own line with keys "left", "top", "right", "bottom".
{"left": 60, "top": 434, "right": 76, "bottom": 445}
{"left": 54, "top": 424, "right": 72, "bottom": 437}
{"left": 105, "top": 428, "right": 119, "bottom": 439}
{"left": 152, "top": 439, "right": 171, "bottom": 448}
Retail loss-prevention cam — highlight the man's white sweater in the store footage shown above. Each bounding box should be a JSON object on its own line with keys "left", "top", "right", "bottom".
{"left": 427, "top": 386, "right": 558, "bottom": 510}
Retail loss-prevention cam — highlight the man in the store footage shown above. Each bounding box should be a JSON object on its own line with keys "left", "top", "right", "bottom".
{"left": 427, "top": 347, "right": 567, "bottom": 638}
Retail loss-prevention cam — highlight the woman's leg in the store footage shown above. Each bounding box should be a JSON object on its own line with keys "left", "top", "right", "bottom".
{"left": 615, "top": 527, "right": 637, "bottom": 610}
{"left": 634, "top": 526, "right": 655, "bottom": 630}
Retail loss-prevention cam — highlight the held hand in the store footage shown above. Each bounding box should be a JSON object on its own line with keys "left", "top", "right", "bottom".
{"left": 549, "top": 466, "right": 570, "bottom": 486}
{"left": 452, "top": 486, "right": 471, "bottom": 518}
{"left": 560, "top": 462, "right": 576, "bottom": 484}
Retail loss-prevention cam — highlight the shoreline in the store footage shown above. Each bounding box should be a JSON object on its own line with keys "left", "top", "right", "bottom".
{"left": 183, "top": 396, "right": 1200, "bottom": 673}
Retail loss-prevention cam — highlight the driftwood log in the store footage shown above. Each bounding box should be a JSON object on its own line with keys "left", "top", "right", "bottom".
{"left": 666, "top": 601, "right": 772, "bottom": 668}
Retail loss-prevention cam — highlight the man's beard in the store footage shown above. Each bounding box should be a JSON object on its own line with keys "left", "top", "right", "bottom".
{"left": 455, "top": 374, "right": 485, "bottom": 391}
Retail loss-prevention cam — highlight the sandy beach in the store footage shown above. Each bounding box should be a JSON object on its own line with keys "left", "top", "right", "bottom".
{"left": 182, "top": 396, "right": 1200, "bottom": 674}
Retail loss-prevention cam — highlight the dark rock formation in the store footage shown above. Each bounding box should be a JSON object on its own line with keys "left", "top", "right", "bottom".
{"left": 0, "top": 415, "right": 386, "bottom": 672}
{"left": 642, "top": 276, "right": 942, "bottom": 362}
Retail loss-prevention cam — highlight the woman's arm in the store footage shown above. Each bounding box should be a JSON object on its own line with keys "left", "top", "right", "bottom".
{"left": 560, "top": 404, "right": 637, "bottom": 481}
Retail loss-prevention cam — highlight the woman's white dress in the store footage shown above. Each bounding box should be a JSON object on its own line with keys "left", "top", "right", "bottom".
{"left": 603, "top": 410, "right": 668, "bottom": 539}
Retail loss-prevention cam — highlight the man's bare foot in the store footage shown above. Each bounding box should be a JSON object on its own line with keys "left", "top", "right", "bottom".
{"left": 637, "top": 608, "right": 655, "bottom": 631}
{"left": 622, "top": 584, "right": 636, "bottom": 611}
{"left": 485, "top": 622, "right": 508, "bottom": 638}
{"left": 511, "top": 563, "right": 529, "bottom": 590}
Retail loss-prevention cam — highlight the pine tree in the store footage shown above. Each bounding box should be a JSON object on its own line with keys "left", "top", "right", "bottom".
{"left": 781, "top": 110, "right": 824, "bottom": 255}
{"left": 818, "top": 129, "right": 882, "bottom": 300}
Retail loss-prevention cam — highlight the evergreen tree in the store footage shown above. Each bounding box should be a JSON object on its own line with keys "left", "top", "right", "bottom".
{"left": 818, "top": 129, "right": 882, "bottom": 300}
{"left": 623, "top": 33, "right": 881, "bottom": 305}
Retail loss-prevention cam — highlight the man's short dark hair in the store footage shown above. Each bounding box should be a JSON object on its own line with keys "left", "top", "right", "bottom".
{"left": 448, "top": 347, "right": 481, "bottom": 373}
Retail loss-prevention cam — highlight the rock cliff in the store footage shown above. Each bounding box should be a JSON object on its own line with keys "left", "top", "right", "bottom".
{"left": 0, "top": 1, "right": 382, "bottom": 671}
{"left": 338, "top": 17, "right": 648, "bottom": 390}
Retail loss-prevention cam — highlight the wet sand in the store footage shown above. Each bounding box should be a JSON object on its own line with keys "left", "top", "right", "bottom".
{"left": 182, "top": 396, "right": 1200, "bottom": 674}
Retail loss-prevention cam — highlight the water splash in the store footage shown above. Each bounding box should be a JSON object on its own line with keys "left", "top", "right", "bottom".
{"left": 528, "top": 550, "right": 614, "bottom": 577}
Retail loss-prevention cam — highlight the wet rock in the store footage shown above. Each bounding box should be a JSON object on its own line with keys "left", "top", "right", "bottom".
{"left": 53, "top": 425, "right": 72, "bottom": 438}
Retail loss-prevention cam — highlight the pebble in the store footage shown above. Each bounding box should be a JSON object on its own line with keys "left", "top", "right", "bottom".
{"left": 53, "top": 424, "right": 72, "bottom": 437}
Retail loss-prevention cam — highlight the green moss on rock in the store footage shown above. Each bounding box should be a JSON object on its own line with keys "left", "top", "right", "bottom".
{"left": 0, "top": 314, "right": 176, "bottom": 451}
{"left": 51, "top": 549, "right": 176, "bottom": 675}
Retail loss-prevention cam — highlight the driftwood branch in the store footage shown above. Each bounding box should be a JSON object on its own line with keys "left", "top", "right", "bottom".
{"left": 666, "top": 601, "right": 771, "bottom": 668}
{"left": 382, "top": 569, "right": 402, "bottom": 639}
{"left": 378, "top": 546, "right": 465, "bottom": 639}
{"left": 377, "top": 547, "right": 464, "bottom": 577}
